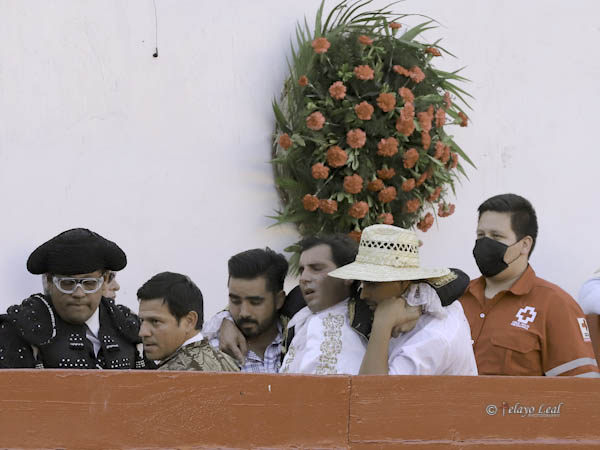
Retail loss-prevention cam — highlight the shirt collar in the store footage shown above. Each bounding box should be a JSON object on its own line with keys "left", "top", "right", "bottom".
{"left": 85, "top": 308, "right": 100, "bottom": 337}
{"left": 181, "top": 331, "right": 204, "bottom": 348}
{"left": 467, "top": 265, "right": 536, "bottom": 299}
{"left": 507, "top": 265, "right": 536, "bottom": 295}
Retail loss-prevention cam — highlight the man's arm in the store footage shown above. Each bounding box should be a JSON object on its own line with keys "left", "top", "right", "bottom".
{"left": 218, "top": 319, "right": 248, "bottom": 365}
{"left": 359, "top": 297, "right": 421, "bottom": 375}
{"left": 543, "top": 291, "right": 599, "bottom": 377}
{"left": 203, "top": 310, "right": 248, "bottom": 365}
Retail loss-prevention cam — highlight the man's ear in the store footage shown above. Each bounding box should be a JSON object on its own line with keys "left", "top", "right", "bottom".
{"left": 275, "top": 290, "right": 285, "bottom": 311}
{"left": 520, "top": 236, "right": 534, "bottom": 257}
{"left": 184, "top": 311, "right": 199, "bottom": 330}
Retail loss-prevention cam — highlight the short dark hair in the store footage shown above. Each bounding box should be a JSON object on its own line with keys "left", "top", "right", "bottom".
{"left": 478, "top": 193, "right": 538, "bottom": 256}
{"left": 299, "top": 234, "right": 359, "bottom": 268}
{"left": 228, "top": 248, "right": 288, "bottom": 294}
{"left": 137, "top": 272, "right": 203, "bottom": 329}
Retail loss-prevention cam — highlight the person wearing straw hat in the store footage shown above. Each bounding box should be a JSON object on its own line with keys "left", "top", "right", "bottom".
{"left": 329, "top": 224, "right": 477, "bottom": 375}
{"left": 0, "top": 228, "right": 146, "bottom": 369}
{"left": 279, "top": 231, "right": 470, "bottom": 375}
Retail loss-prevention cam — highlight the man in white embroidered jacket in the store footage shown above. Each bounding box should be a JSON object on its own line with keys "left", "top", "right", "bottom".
{"left": 280, "top": 235, "right": 367, "bottom": 374}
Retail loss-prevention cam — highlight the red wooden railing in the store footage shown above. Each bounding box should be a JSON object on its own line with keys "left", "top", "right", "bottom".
{"left": 0, "top": 370, "right": 599, "bottom": 448}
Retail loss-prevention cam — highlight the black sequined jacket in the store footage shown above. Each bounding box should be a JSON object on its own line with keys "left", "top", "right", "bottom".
{"left": 0, "top": 295, "right": 147, "bottom": 369}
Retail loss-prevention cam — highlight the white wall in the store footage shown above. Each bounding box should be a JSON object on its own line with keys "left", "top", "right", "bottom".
{"left": 1, "top": 0, "right": 599, "bottom": 319}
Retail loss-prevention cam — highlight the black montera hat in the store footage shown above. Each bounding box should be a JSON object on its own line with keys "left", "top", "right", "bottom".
{"left": 26, "top": 228, "right": 127, "bottom": 275}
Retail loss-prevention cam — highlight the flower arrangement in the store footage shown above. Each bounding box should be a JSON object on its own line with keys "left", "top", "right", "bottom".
{"left": 271, "top": 0, "right": 474, "bottom": 266}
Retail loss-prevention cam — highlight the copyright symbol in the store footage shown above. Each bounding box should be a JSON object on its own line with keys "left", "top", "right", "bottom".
{"left": 486, "top": 404, "right": 498, "bottom": 416}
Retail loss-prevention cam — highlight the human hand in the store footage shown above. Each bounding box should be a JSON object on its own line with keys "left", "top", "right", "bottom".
{"left": 372, "top": 296, "right": 421, "bottom": 337}
{"left": 218, "top": 319, "right": 248, "bottom": 365}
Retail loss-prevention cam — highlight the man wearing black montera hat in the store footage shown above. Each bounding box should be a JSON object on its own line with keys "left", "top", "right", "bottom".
{"left": 0, "top": 228, "right": 146, "bottom": 369}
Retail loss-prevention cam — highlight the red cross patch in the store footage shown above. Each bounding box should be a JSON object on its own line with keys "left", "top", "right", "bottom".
{"left": 578, "top": 318, "right": 591, "bottom": 342}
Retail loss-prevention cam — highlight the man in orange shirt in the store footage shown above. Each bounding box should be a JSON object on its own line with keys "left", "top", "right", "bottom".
{"left": 460, "top": 193, "right": 599, "bottom": 377}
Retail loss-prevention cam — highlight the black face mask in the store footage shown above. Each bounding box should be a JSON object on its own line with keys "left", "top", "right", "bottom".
{"left": 472, "top": 237, "right": 517, "bottom": 278}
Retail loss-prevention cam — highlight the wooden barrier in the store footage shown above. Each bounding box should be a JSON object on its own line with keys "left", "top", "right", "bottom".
{"left": 0, "top": 370, "right": 599, "bottom": 449}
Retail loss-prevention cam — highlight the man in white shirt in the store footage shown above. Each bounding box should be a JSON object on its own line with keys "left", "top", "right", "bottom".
{"left": 137, "top": 271, "right": 239, "bottom": 372}
{"left": 280, "top": 234, "right": 369, "bottom": 374}
{"left": 329, "top": 224, "right": 477, "bottom": 375}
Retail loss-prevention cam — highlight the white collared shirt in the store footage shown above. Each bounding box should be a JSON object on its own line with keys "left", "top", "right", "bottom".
{"left": 181, "top": 331, "right": 204, "bottom": 348}
{"left": 85, "top": 308, "right": 101, "bottom": 356}
{"left": 280, "top": 298, "right": 368, "bottom": 375}
{"left": 387, "top": 301, "right": 478, "bottom": 375}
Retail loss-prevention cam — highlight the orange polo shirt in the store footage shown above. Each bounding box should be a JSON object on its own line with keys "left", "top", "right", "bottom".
{"left": 460, "top": 266, "right": 599, "bottom": 377}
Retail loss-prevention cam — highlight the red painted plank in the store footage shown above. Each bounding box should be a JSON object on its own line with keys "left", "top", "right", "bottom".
{"left": 349, "top": 375, "right": 600, "bottom": 446}
{"left": 0, "top": 370, "right": 350, "bottom": 449}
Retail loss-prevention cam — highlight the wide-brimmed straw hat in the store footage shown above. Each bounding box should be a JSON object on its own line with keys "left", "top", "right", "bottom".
{"left": 328, "top": 224, "right": 450, "bottom": 282}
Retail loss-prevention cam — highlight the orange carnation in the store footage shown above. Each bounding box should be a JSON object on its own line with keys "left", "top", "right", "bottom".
{"left": 367, "top": 179, "right": 385, "bottom": 192}
{"left": 435, "top": 108, "right": 446, "bottom": 128}
{"left": 306, "top": 111, "right": 326, "bottom": 130}
{"left": 425, "top": 47, "right": 441, "bottom": 57}
{"left": 434, "top": 141, "right": 444, "bottom": 159}
{"left": 389, "top": 22, "right": 402, "bottom": 30}
{"left": 421, "top": 131, "right": 431, "bottom": 150}
{"left": 402, "top": 178, "right": 416, "bottom": 192}
{"left": 441, "top": 145, "right": 451, "bottom": 164}
{"left": 349, "top": 201, "right": 369, "bottom": 219}
{"left": 302, "top": 194, "right": 319, "bottom": 212}
{"left": 379, "top": 213, "right": 394, "bottom": 225}
{"left": 358, "top": 35, "right": 373, "bottom": 46}
{"left": 401, "top": 101, "right": 415, "bottom": 120}
{"left": 377, "top": 168, "right": 396, "bottom": 180}
{"left": 416, "top": 170, "right": 429, "bottom": 187}
{"left": 409, "top": 66, "right": 426, "bottom": 83}
{"left": 329, "top": 81, "right": 347, "bottom": 100}
{"left": 398, "top": 87, "right": 414, "bottom": 103}
{"left": 450, "top": 152, "right": 459, "bottom": 169}
{"left": 378, "top": 186, "right": 397, "bottom": 203}
{"left": 438, "top": 203, "right": 456, "bottom": 217}
{"left": 298, "top": 75, "right": 309, "bottom": 87}
{"left": 312, "top": 37, "right": 331, "bottom": 54}
{"left": 444, "top": 92, "right": 452, "bottom": 109}
{"left": 311, "top": 163, "right": 330, "bottom": 180}
{"left": 354, "top": 101, "right": 374, "bottom": 121}
{"left": 278, "top": 133, "right": 292, "bottom": 150}
{"left": 376, "top": 93, "right": 396, "bottom": 112}
{"left": 343, "top": 174, "right": 364, "bottom": 194}
{"left": 417, "top": 108, "right": 433, "bottom": 133}
{"left": 393, "top": 65, "right": 410, "bottom": 77}
{"left": 403, "top": 148, "right": 419, "bottom": 169}
{"left": 346, "top": 129, "right": 367, "bottom": 149}
{"left": 348, "top": 231, "right": 362, "bottom": 243}
{"left": 416, "top": 212, "right": 434, "bottom": 232}
{"left": 458, "top": 112, "right": 468, "bottom": 127}
{"left": 319, "top": 199, "right": 338, "bottom": 214}
{"left": 326, "top": 146, "right": 348, "bottom": 168}
{"left": 427, "top": 187, "right": 442, "bottom": 202}
{"left": 377, "top": 137, "right": 399, "bottom": 157}
{"left": 406, "top": 198, "right": 421, "bottom": 213}
{"left": 396, "top": 117, "right": 415, "bottom": 137}
{"left": 354, "top": 65, "right": 374, "bottom": 81}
